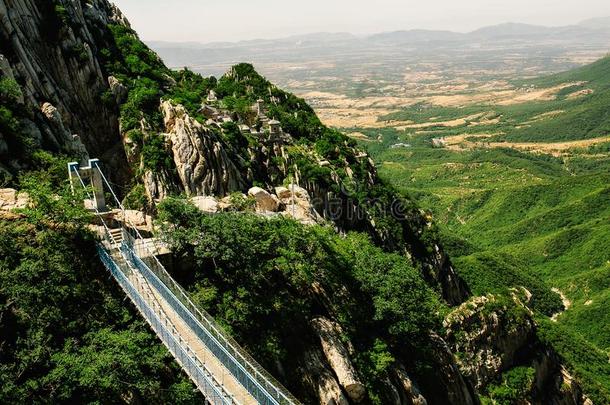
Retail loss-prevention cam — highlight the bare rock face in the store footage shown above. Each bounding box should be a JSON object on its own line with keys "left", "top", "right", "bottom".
{"left": 111, "top": 209, "right": 153, "bottom": 233}
{"left": 276, "top": 184, "right": 309, "bottom": 200}
{"left": 300, "top": 349, "right": 351, "bottom": 405}
{"left": 379, "top": 377, "right": 402, "bottom": 405}
{"left": 0, "top": 188, "right": 28, "bottom": 210}
{"left": 443, "top": 294, "right": 592, "bottom": 405}
{"left": 282, "top": 203, "right": 318, "bottom": 224}
{"left": 275, "top": 186, "right": 291, "bottom": 199}
{"left": 191, "top": 196, "right": 219, "bottom": 213}
{"left": 0, "top": 0, "right": 128, "bottom": 175}
{"left": 40, "top": 102, "right": 88, "bottom": 162}
{"left": 0, "top": 188, "right": 17, "bottom": 210}
{"left": 161, "top": 101, "right": 245, "bottom": 196}
{"left": 142, "top": 170, "right": 172, "bottom": 202}
{"left": 248, "top": 187, "right": 280, "bottom": 212}
{"left": 423, "top": 243, "right": 470, "bottom": 306}
{"left": 549, "top": 367, "right": 592, "bottom": 405}
{"left": 106, "top": 3, "right": 131, "bottom": 28}
{"left": 121, "top": 210, "right": 147, "bottom": 227}
{"left": 311, "top": 318, "right": 366, "bottom": 403}
{"left": 392, "top": 364, "right": 428, "bottom": 405}
{"left": 108, "top": 76, "right": 128, "bottom": 104}
{"left": 277, "top": 184, "right": 319, "bottom": 224}
{"left": 532, "top": 348, "right": 592, "bottom": 405}
{"left": 424, "top": 332, "right": 479, "bottom": 405}
{"left": 444, "top": 295, "right": 535, "bottom": 389}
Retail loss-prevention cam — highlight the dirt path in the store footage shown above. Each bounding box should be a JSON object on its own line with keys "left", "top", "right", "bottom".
{"left": 551, "top": 288, "right": 572, "bottom": 322}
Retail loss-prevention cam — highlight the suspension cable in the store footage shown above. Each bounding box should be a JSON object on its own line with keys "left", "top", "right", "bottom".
{"left": 93, "top": 162, "right": 124, "bottom": 211}
{"left": 93, "top": 165, "right": 164, "bottom": 257}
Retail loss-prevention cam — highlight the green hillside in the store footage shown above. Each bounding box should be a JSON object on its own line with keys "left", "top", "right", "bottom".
{"left": 502, "top": 55, "right": 610, "bottom": 141}
{"left": 366, "top": 137, "right": 610, "bottom": 402}
{"left": 360, "top": 55, "right": 610, "bottom": 402}
{"left": 379, "top": 56, "right": 610, "bottom": 143}
{"left": 523, "top": 54, "right": 610, "bottom": 88}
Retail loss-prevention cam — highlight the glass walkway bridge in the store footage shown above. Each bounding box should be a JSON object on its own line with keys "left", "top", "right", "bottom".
{"left": 69, "top": 159, "right": 300, "bottom": 405}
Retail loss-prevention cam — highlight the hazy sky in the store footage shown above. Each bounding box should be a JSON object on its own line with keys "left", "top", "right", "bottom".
{"left": 112, "top": 0, "right": 610, "bottom": 43}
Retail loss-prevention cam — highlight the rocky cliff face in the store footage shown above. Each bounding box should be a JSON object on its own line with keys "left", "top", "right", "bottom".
{"left": 444, "top": 294, "right": 592, "bottom": 405}
{"left": 0, "top": 0, "right": 128, "bottom": 179}
{"left": 160, "top": 101, "right": 245, "bottom": 196}
{"left": 445, "top": 295, "right": 536, "bottom": 389}
{"left": 157, "top": 98, "right": 469, "bottom": 306}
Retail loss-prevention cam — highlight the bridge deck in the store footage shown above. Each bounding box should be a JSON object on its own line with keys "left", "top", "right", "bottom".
{"left": 128, "top": 260, "right": 257, "bottom": 404}
{"left": 75, "top": 161, "right": 299, "bottom": 405}
{"left": 106, "top": 244, "right": 257, "bottom": 404}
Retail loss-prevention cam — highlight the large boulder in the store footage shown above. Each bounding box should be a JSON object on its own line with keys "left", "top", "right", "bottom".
{"left": 191, "top": 196, "right": 218, "bottom": 213}
{"left": 311, "top": 317, "right": 366, "bottom": 403}
{"left": 301, "top": 349, "right": 350, "bottom": 405}
{"left": 248, "top": 187, "right": 280, "bottom": 212}
{"left": 274, "top": 186, "right": 291, "bottom": 199}
{"left": 0, "top": 188, "right": 17, "bottom": 209}
{"left": 0, "top": 188, "right": 29, "bottom": 211}
{"left": 282, "top": 203, "right": 317, "bottom": 225}
{"left": 276, "top": 184, "right": 310, "bottom": 202}
{"left": 275, "top": 184, "right": 319, "bottom": 224}
{"left": 123, "top": 209, "right": 147, "bottom": 227}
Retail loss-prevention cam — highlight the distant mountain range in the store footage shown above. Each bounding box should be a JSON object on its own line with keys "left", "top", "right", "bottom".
{"left": 148, "top": 19, "right": 610, "bottom": 76}
{"left": 578, "top": 16, "right": 610, "bottom": 30}
{"left": 150, "top": 19, "right": 610, "bottom": 49}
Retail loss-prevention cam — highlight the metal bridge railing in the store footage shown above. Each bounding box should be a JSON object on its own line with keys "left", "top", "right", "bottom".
{"left": 71, "top": 161, "right": 301, "bottom": 405}
{"left": 121, "top": 232, "right": 299, "bottom": 405}
{"left": 71, "top": 164, "right": 238, "bottom": 404}
{"left": 97, "top": 245, "right": 235, "bottom": 404}
{"left": 91, "top": 161, "right": 300, "bottom": 405}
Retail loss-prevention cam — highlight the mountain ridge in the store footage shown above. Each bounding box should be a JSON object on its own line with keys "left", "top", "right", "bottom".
{"left": 147, "top": 18, "right": 610, "bottom": 49}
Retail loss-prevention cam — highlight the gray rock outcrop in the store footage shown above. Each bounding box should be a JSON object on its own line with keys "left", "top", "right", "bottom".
{"left": 392, "top": 364, "right": 428, "bottom": 405}
{"left": 161, "top": 101, "right": 245, "bottom": 196}
{"left": 191, "top": 196, "right": 219, "bottom": 213}
{"left": 276, "top": 184, "right": 319, "bottom": 224}
{"left": 248, "top": 187, "right": 280, "bottom": 212}
{"left": 426, "top": 332, "right": 479, "bottom": 405}
{"left": 311, "top": 318, "right": 366, "bottom": 402}
{"left": 301, "top": 349, "right": 351, "bottom": 405}
{"left": 0, "top": 188, "right": 28, "bottom": 210}
{"left": 142, "top": 170, "right": 173, "bottom": 202}
{"left": 444, "top": 295, "right": 535, "bottom": 388}
{"left": 444, "top": 294, "right": 592, "bottom": 405}
{"left": 108, "top": 76, "right": 128, "bottom": 104}
{"left": 0, "top": 0, "right": 128, "bottom": 176}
